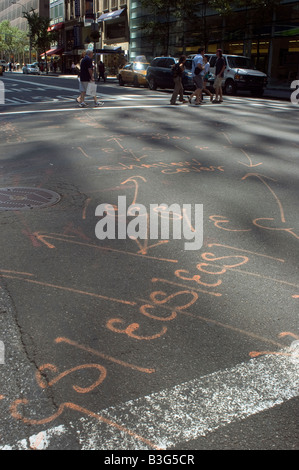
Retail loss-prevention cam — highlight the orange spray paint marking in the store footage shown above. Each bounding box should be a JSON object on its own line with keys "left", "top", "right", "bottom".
{"left": 238, "top": 148, "right": 263, "bottom": 168}
{"left": 242, "top": 173, "right": 286, "bottom": 223}
{"left": 175, "top": 269, "right": 222, "bottom": 287}
{"left": 10, "top": 399, "right": 161, "bottom": 450}
{"left": 149, "top": 290, "right": 199, "bottom": 311}
{"left": 221, "top": 132, "right": 233, "bottom": 145}
{"left": 77, "top": 146, "right": 91, "bottom": 159}
{"left": 174, "top": 145, "right": 189, "bottom": 154}
{"left": 123, "top": 149, "right": 148, "bottom": 162}
{"left": 33, "top": 231, "right": 56, "bottom": 249}
{"left": 29, "top": 232, "right": 178, "bottom": 263}
{"left": 249, "top": 350, "right": 299, "bottom": 358}
{"left": 107, "top": 137, "right": 125, "bottom": 150}
{"left": 139, "top": 304, "right": 177, "bottom": 322}
{"left": 200, "top": 253, "right": 249, "bottom": 268}
{"left": 0, "top": 269, "right": 34, "bottom": 276}
{"left": 82, "top": 198, "right": 91, "bottom": 220}
{"left": 182, "top": 208, "right": 195, "bottom": 233}
{"left": 14, "top": 212, "right": 41, "bottom": 247}
{"left": 1, "top": 274, "right": 136, "bottom": 306}
{"left": 36, "top": 363, "right": 107, "bottom": 394}
{"left": 207, "top": 243, "right": 285, "bottom": 262}
{"left": 209, "top": 215, "right": 251, "bottom": 232}
{"left": 55, "top": 337, "right": 155, "bottom": 374}
{"left": 121, "top": 175, "right": 146, "bottom": 207}
{"left": 279, "top": 332, "right": 299, "bottom": 340}
{"left": 253, "top": 218, "right": 299, "bottom": 240}
{"left": 106, "top": 318, "right": 167, "bottom": 340}
{"left": 249, "top": 332, "right": 299, "bottom": 358}
{"left": 152, "top": 277, "right": 222, "bottom": 297}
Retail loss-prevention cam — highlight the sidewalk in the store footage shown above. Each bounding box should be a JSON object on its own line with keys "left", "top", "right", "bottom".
{"left": 264, "top": 78, "right": 292, "bottom": 100}
{"left": 266, "top": 77, "right": 293, "bottom": 90}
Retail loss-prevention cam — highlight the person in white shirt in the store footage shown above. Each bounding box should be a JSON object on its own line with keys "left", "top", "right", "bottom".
{"left": 202, "top": 55, "right": 214, "bottom": 102}
{"left": 188, "top": 47, "right": 205, "bottom": 105}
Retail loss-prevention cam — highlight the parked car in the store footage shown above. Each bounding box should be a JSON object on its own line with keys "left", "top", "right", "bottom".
{"left": 0, "top": 60, "right": 8, "bottom": 71}
{"left": 146, "top": 57, "right": 209, "bottom": 92}
{"left": 118, "top": 61, "right": 150, "bottom": 87}
{"left": 194, "top": 53, "right": 267, "bottom": 96}
{"left": 22, "top": 64, "right": 40, "bottom": 75}
{"left": 0, "top": 65, "right": 4, "bottom": 76}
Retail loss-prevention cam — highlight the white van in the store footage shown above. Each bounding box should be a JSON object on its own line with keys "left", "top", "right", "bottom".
{"left": 189, "top": 54, "right": 268, "bottom": 96}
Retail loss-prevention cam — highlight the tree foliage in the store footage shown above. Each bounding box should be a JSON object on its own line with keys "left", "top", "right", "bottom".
{"left": 0, "top": 20, "right": 28, "bottom": 60}
{"left": 23, "top": 9, "right": 58, "bottom": 70}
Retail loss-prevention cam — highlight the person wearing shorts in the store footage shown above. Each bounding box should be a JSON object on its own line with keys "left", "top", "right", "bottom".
{"left": 213, "top": 49, "right": 226, "bottom": 103}
{"left": 76, "top": 50, "right": 103, "bottom": 107}
{"left": 202, "top": 55, "right": 214, "bottom": 102}
{"left": 188, "top": 48, "right": 205, "bottom": 105}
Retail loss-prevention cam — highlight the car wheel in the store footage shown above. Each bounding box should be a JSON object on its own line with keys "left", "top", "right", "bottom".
{"left": 224, "top": 79, "right": 236, "bottom": 95}
{"left": 148, "top": 77, "right": 157, "bottom": 90}
{"left": 119, "top": 76, "right": 125, "bottom": 86}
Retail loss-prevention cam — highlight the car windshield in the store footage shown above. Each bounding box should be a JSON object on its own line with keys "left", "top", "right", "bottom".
{"left": 134, "top": 62, "right": 148, "bottom": 71}
{"left": 185, "top": 59, "right": 193, "bottom": 70}
{"left": 227, "top": 56, "right": 255, "bottom": 69}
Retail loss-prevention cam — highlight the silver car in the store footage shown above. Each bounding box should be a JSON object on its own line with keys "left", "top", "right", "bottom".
{"left": 22, "top": 64, "right": 40, "bottom": 75}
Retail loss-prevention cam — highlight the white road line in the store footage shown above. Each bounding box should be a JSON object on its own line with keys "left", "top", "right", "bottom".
{"left": 2, "top": 76, "right": 80, "bottom": 93}
{"left": 0, "top": 104, "right": 180, "bottom": 116}
{"left": 1, "top": 343, "right": 298, "bottom": 450}
{"left": 0, "top": 425, "right": 66, "bottom": 450}
{"left": 2, "top": 77, "right": 164, "bottom": 101}
{"left": 81, "top": 343, "right": 298, "bottom": 450}
{"left": 1, "top": 102, "right": 293, "bottom": 116}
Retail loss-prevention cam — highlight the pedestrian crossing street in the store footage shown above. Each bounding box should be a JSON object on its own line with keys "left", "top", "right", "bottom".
{"left": 2, "top": 92, "right": 295, "bottom": 113}
{"left": 0, "top": 78, "right": 296, "bottom": 113}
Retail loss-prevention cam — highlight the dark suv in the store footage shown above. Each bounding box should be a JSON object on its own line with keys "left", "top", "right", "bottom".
{"left": 146, "top": 57, "right": 195, "bottom": 91}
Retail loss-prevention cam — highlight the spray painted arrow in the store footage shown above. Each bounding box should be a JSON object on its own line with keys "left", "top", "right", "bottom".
{"left": 241, "top": 173, "right": 285, "bottom": 223}
{"left": 238, "top": 149, "right": 263, "bottom": 167}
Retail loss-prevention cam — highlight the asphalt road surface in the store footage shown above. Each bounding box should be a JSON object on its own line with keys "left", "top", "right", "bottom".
{"left": 0, "top": 73, "right": 298, "bottom": 453}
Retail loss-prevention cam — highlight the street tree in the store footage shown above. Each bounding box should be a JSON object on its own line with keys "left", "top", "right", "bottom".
{"left": 23, "top": 9, "right": 58, "bottom": 73}
{"left": 0, "top": 20, "right": 28, "bottom": 63}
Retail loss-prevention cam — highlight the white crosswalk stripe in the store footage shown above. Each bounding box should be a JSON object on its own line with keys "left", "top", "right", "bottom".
{"left": 0, "top": 343, "right": 298, "bottom": 450}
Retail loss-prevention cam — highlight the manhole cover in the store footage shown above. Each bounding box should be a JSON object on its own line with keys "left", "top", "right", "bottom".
{"left": 0, "top": 187, "right": 61, "bottom": 211}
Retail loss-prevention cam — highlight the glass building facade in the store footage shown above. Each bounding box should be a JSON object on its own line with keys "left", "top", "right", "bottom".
{"left": 129, "top": 0, "right": 299, "bottom": 81}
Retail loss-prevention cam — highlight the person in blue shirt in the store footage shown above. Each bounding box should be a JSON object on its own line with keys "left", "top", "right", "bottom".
{"left": 188, "top": 47, "right": 205, "bottom": 105}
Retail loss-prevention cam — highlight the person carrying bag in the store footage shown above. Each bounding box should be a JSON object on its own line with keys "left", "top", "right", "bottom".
{"left": 76, "top": 50, "right": 104, "bottom": 108}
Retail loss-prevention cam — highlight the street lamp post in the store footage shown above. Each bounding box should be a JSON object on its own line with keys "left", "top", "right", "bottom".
{"left": 91, "top": 3, "right": 100, "bottom": 80}
{"left": 11, "top": 1, "right": 33, "bottom": 63}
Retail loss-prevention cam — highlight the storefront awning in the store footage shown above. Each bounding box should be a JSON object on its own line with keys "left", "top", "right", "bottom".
{"left": 42, "top": 47, "right": 64, "bottom": 56}
{"left": 95, "top": 47, "right": 122, "bottom": 54}
{"left": 98, "top": 8, "right": 125, "bottom": 22}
